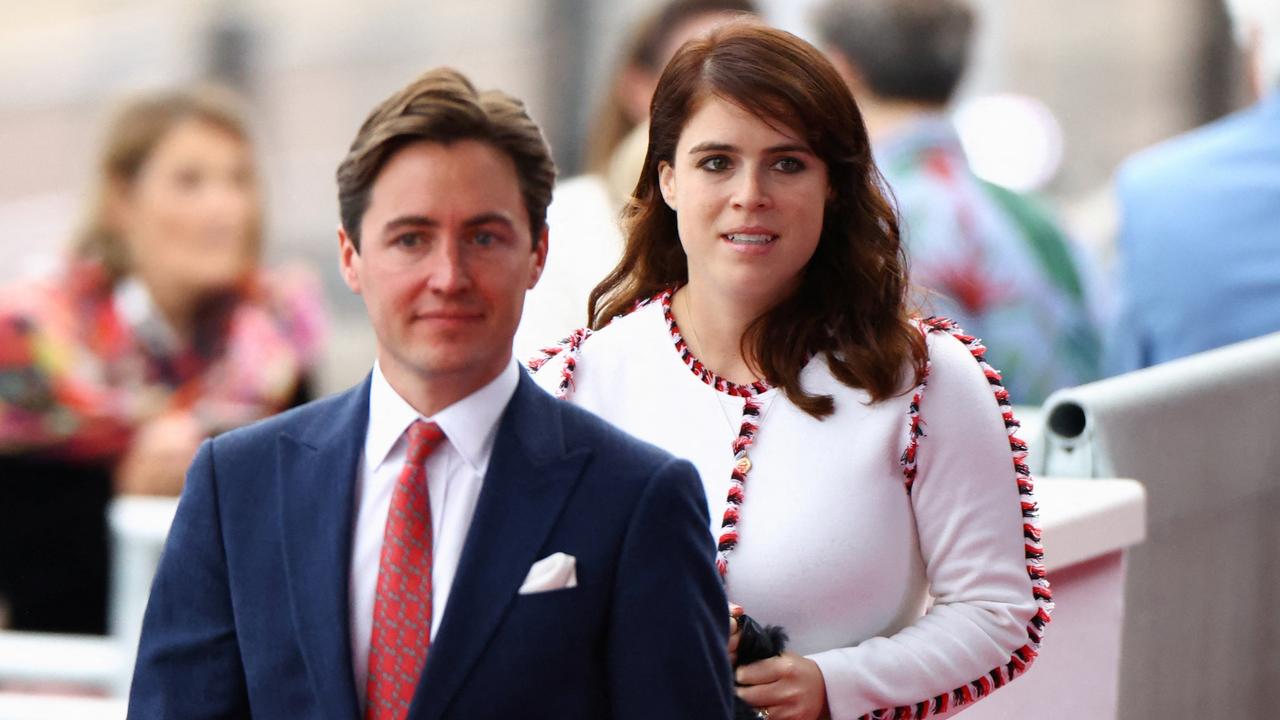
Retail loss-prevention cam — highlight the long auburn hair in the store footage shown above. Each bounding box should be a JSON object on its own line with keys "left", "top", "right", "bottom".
{"left": 588, "top": 22, "right": 926, "bottom": 418}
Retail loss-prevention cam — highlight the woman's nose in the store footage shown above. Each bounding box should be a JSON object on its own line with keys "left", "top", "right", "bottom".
{"left": 730, "top": 169, "right": 771, "bottom": 210}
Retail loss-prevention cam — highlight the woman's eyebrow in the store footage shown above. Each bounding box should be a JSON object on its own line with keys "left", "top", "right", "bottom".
{"left": 765, "top": 143, "right": 813, "bottom": 154}
{"left": 688, "top": 141, "right": 737, "bottom": 154}
{"left": 686, "top": 141, "right": 813, "bottom": 155}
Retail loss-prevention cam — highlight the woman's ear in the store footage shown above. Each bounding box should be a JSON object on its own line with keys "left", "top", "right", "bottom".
{"left": 658, "top": 161, "right": 677, "bottom": 211}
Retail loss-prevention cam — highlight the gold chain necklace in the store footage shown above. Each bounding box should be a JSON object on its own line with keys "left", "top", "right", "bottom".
{"left": 681, "top": 290, "right": 775, "bottom": 473}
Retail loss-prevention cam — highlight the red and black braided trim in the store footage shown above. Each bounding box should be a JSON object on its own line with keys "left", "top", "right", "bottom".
{"left": 867, "top": 317, "right": 1053, "bottom": 720}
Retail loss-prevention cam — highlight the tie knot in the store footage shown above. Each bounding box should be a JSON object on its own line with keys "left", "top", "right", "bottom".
{"left": 405, "top": 419, "right": 446, "bottom": 466}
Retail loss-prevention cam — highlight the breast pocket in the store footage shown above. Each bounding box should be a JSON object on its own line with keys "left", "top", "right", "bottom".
{"left": 501, "top": 580, "right": 605, "bottom": 657}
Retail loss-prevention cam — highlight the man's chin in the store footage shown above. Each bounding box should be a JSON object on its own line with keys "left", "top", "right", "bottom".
{"left": 406, "top": 349, "right": 509, "bottom": 381}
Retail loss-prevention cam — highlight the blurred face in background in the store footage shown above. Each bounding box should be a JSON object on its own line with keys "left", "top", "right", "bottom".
{"left": 114, "top": 118, "right": 258, "bottom": 301}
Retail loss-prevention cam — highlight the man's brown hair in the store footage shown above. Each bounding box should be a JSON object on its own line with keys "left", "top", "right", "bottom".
{"left": 336, "top": 67, "right": 556, "bottom": 250}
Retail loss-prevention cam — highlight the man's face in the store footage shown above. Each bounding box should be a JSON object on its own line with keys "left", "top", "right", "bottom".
{"left": 339, "top": 140, "right": 546, "bottom": 398}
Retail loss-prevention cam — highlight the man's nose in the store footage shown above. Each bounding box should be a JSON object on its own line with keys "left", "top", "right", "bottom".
{"left": 426, "top": 238, "right": 473, "bottom": 294}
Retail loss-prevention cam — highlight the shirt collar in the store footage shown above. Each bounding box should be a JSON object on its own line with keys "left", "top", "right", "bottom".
{"left": 366, "top": 358, "right": 521, "bottom": 474}
{"left": 113, "top": 276, "right": 183, "bottom": 355}
{"left": 873, "top": 112, "right": 965, "bottom": 170}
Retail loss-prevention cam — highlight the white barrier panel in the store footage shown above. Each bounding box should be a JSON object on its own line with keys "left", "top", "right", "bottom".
{"left": 961, "top": 477, "right": 1146, "bottom": 720}
{"left": 1036, "top": 331, "right": 1280, "bottom": 718}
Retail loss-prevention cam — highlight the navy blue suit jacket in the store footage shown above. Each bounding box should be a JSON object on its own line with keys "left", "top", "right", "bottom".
{"left": 128, "top": 371, "right": 732, "bottom": 719}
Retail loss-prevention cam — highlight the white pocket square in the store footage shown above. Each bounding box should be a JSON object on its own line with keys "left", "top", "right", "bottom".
{"left": 518, "top": 552, "right": 578, "bottom": 594}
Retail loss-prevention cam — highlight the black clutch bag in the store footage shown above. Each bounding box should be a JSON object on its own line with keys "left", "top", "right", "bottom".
{"left": 733, "top": 614, "right": 788, "bottom": 720}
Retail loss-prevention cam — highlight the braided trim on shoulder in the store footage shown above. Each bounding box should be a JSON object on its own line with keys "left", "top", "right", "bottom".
{"left": 870, "top": 316, "right": 1052, "bottom": 720}
{"left": 527, "top": 327, "right": 595, "bottom": 399}
{"left": 523, "top": 293, "right": 662, "bottom": 399}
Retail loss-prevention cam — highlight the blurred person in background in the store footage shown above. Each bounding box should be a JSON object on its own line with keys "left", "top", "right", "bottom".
{"left": 816, "top": 0, "right": 1101, "bottom": 405}
{"left": 0, "top": 88, "right": 325, "bottom": 634}
{"left": 514, "top": 0, "right": 758, "bottom": 359}
{"left": 1105, "top": 0, "right": 1280, "bottom": 373}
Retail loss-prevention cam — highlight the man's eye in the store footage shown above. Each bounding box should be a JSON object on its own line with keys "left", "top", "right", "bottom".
{"left": 773, "top": 157, "right": 804, "bottom": 173}
{"left": 394, "top": 232, "right": 422, "bottom": 248}
{"left": 697, "top": 155, "right": 731, "bottom": 172}
{"left": 472, "top": 231, "right": 497, "bottom": 247}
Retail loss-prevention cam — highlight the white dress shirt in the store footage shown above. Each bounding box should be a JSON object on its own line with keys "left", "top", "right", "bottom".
{"left": 349, "top": 359, "right": 520, "bottom": 706}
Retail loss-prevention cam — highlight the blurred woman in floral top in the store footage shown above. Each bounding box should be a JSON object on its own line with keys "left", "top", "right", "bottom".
{"left": 0, "top": 87, "right": 325, "bottom": 634}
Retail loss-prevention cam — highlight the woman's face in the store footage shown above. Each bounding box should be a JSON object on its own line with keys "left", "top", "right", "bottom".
{"left": 658, "top": 95, "right": 828, "bottom": 307}
{"left": 117, "top": 118, "right": 258, "bottom": 299}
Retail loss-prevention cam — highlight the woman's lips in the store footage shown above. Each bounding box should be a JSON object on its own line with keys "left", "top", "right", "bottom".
{"left": 723, "top": 232, "right": 776, "bottom": 245}
{"left": 722, "top": 231, "right": 779, "bottom": 255}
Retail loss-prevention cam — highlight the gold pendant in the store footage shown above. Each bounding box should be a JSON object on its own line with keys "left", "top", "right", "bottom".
{"left": 735, "top": 456, "right": 752, "bottom": 474}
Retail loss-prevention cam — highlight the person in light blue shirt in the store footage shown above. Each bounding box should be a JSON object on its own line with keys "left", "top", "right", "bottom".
{"left": 815, "top": 0, "right": 1102, "bottom": 405}
{"left": 1107, "top": 0, "right": 1280, "bottom": 374}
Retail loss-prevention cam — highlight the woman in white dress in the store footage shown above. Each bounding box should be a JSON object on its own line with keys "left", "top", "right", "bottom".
{"left": 531, "top": 22, "right": 1050, "bottom": 720}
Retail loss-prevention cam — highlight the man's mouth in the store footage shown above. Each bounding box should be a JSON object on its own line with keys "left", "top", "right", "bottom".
{"left": 416, "top": 311, "right": 484, "bottom": 322}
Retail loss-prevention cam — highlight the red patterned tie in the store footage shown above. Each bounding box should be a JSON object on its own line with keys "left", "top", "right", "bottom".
{"left": 366, "top": 419, "right": 446, "bottom": 720}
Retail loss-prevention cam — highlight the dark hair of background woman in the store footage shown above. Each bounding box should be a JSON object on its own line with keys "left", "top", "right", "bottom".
{"left": 588, "top": 21, "right": 927, "bottom": 418}
{"left": 584, "top": 0, "right": 759, "bottom": 174}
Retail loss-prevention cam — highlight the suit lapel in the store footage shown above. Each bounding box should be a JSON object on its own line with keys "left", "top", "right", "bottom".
{"left": 278, "top": 377, "right": 371, "bottom": 720}
{"left": 410, "top": 373, "right": 590, "bottom": 719}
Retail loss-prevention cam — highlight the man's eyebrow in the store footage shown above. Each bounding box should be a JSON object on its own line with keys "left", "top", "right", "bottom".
{"left": 463, "top": 212, "right": 517, "bottom": 229}
{"left": 383, "top": 215, "right": 438, "bottom": 232}
{"left": 381, "top": 212, "right": 517, "bottom": 232}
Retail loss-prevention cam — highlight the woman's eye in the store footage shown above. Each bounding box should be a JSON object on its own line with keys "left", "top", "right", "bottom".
{"left": 698, "top": 155, "right": 731, "bottom": 172}
{"left": 773, "top": 157, "right": 804, "bottom": 173}
{"left": 229, "top": 167, "right": 254, "bottom": 189}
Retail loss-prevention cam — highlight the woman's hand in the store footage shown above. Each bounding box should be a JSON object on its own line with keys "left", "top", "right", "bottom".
{"left": 736, "top": 651, "right": 831, "bottom": 720}
{"left": 727, "top": 602, "right": 745, "bottom": 665}
{"left": 114, "top": 413, "right": 203, "bottom": 496}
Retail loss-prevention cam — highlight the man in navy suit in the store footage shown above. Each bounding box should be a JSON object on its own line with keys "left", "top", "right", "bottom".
{"left": 128, "top": 67, "right": 733, "bottom": 720}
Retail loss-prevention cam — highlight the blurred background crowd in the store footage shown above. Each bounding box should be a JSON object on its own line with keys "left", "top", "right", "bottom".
{"left": 0, "top": 0, "right": 1275, "bottom": 662}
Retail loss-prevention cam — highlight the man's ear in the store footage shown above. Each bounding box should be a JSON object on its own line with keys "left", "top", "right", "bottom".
{"left": 1243, "top": 24, "right": 1265, "bottom": 102}
{"left": 528, "top": 225, "right": 549, "bottom": 290}
{"left": 337, "top": 225, "right": 362, "bottom": 295}
{"left": 658, "top": 161, "right": 677, "bottom": 211}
